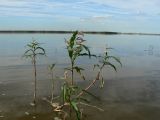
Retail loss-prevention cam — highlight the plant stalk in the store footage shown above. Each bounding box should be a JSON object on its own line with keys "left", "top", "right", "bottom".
{"left": 51, "top": 71, "right": 54, "bottom": 102}
{"left": 78, "top": 63, "right": 105, "bottom": 97}
{"left": 71, "top": 61, "right": 74, "bottom": 85}
{"left": 33, "top": 55, "right": 37, "bottom": 105}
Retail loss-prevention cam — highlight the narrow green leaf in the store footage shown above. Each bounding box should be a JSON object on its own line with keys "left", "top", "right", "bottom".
{"left": 70, "top": 101, "right": 81, "bottom": 120}
{"left": 70, "top": 31, "right": 78, "bottom": 48}
{"left": 76, "top": 97, "right": 90, "bottom": 103}
{"left": 64, "top": 67, "right": 72, "bottom": 71}
{"left": 48, "top": 64, "right": 55, "bottom": 71}
{"left": 104, "top": 62, "right": 117, "bottom": 72}
{"left": 36, "top": 53, "right": 45, "bottom": 56}
{"left": 35, "top": 46, "right": 46, "bottom": 55}
{"left": 62, "top": 84, "right": 67, "bottom": 102}
{"left": 50, "top": 64, "right": 55, "bottom": 70}
{"left": 68, "top": 47, "right": 73, "bottom": 59}
{"left": 27, "top": 44, "right": 33, "bottom": 48}
{"left": 73, "top": 66, "right": 85, "bottom": 80}
{"left": 110, "top": 56, "right": 122, "bottom": 67}
{"left": 81, "top": 44, "right": 91, "bottom": 58}
{"left": 24, "top": 49, "right": 34, "bottom": 55}
{"left": 79, "top": 53, "right": 97, "bottom": 58}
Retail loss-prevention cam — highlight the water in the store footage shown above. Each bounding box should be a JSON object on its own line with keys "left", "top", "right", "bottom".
{"left": 0, "top": 33, "right": 160, "bottom": 120}
{"left": 1, "top": 34, "right": 160, "bottom": 80}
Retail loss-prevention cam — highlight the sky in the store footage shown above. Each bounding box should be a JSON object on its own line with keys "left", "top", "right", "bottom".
{"left": 0, "top": 0, "right": 160, "bottom": 33}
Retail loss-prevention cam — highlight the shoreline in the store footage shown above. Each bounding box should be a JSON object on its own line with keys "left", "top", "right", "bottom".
{"left": 0, "top": 30, "right": 160, "bottom": 36}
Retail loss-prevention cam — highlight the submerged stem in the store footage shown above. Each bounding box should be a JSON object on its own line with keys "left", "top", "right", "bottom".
{"left": 51, "top": 71, "right": 54, "bottom": 102}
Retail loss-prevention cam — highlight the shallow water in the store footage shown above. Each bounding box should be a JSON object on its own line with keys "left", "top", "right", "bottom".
{"left": 0, "top": 33, "right": 160, "bottom": 120}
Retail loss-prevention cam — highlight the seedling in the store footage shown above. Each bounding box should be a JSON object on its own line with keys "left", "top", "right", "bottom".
{"left": 65, "top": 31, "right": 92, "bottom": 85}
{"left": 48, "top": 31, "right": 121, "bottom": 120}
{"left": 78, "top": 47, "right": 122, "bottom": 97}
{"left": 23, "top": 40, "right": 46, "bottom": 105}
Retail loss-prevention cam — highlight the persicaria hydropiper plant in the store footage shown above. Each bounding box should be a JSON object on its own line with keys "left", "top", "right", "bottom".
{"left": 23, "top": 40, "right": 46, "bottom": 105}
{"left": 46, "top": 31, "right": 122, "bottom": 120}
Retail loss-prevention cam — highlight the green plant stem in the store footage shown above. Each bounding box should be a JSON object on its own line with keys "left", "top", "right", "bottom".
{"left": 70, "top": 61, "right": 74, "bottom": 118}
{"left": 71, "top": 61, "right": 74, "bottom": 85}
{"left": 69, "top": 102, "right": 72, "bottom": 119}
{"left": 33, "top": 55, "right": 37, "bottom": 104}
{"left": 24, "top": 40, "right": 46, "bottom": 106}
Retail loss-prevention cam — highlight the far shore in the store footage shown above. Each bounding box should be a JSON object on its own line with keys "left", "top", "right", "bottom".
{"left": 0, "top": 30, "right": 160, "bottom": 36}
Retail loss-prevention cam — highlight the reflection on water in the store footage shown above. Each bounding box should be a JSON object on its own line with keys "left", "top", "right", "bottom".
{"left": 0, "top": 34, "right": 160, "bottom": 120}
{"left": 144, "top": 45, "right": 154, "bottom": 55}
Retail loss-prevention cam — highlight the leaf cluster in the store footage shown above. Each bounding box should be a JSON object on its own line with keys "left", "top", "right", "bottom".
{"left": 62, "top": 83, "right": 81, "bottom": 120}
{"left": 23, "top": 40, "right": 46, "bottom": 62}
{"left": 62, "top": 83, "right": 99, "bottom": 120}
{"left": 66, "top": 31, "right": 92, "bottom": 64}
{"left": 52, "top": 31, "right": 122, "bottom": 120}
{"left": 94, "top": 48, "right": 122, "bottom": 88}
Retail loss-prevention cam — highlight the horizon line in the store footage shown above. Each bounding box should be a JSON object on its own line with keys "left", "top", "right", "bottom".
{"left": 0, "top": 30, "right": 160, "bottom": 36}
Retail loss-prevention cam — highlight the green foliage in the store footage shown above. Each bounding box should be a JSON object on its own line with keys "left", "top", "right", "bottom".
{"left": 70, "top": 101, "right": 81, "bottom": 120}
{"left": 73, "top": 66, "right": 85, "bottom": 80}
{"left": 23, "top": 40, "right": 46, "bottom": 104}
{"left": 94, "top": 48, "right": 122, "bottom": 88}
{"left": 48, "top": 64, "right": 55, "bottom": 71}
{"left": 61, "top": 83, "right": 81, "bottom": 120}
{"left": 58, "top": 31, "right": 94, "bottom": 120}
{"left": 23, "top": 40, "right": 46, "bottom": 60}
{"left": 48, "top": 31, "right": 122, "bottom": 120}
{"left": 65, "top": 31, "right": 93, "bottom": 85}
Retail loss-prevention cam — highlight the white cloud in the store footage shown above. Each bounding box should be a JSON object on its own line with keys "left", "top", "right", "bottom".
{"left": 0, "top": 0, "right": 159, "bottom": 19}
{"left": 88, "top": 0, "right": 160, "bottom": 15}
{"left": 0, "top": 0, "right": 67, "bottom": 17}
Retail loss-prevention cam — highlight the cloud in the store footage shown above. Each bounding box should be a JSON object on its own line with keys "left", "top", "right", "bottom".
{"left": 0, "top": 0, "right": 67, "bottom": 17}
{"left": 0, "top": 0, "right": 110, "bottom": 19}
{"left": 80, "top": 15, "right": 112, "bottom": 22}
{"left": 0, "top": 0, "right": 159, "bottom": 19}
{"left": 88, "top": 0, "right": 160, "bottom": 16}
